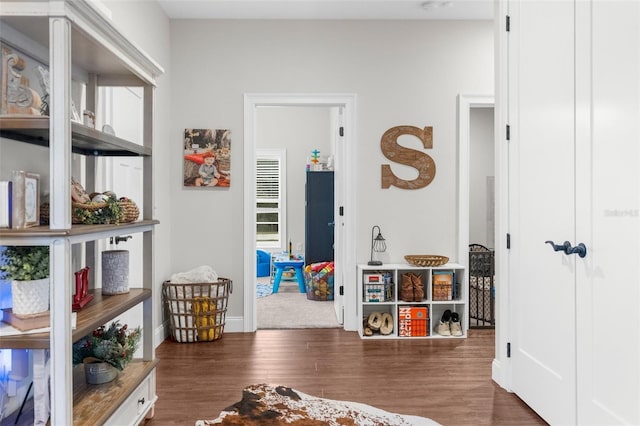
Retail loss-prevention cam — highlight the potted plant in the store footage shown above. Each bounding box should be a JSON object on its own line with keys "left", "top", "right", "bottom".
{"left": 72, "top": 321, "right": 142, "bottom": 384}
{"left": 0, "top": 246, "right": 50, "bottom": 316}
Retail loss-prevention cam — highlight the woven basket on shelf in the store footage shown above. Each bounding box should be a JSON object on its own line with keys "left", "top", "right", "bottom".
{"left": 40, "top": 198, "right": 139, "bottom": 225}
{"left": 72, "top": 201, "right": 108, "bottom": 224}
{"left": 118, "top": 199, "right": 139, "bottom": 223}
{"left": 40, "top": 202, "right": 112, "bottom": 224}
{"left": 404, "top": 255, "right": 449, "bottom": 267}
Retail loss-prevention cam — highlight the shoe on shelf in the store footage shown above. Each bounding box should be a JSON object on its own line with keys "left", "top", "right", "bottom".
{"left": 436, "top": 309, "right": 452, "bottom": 336}
{"left": 411, "top": 273, "right": 424, "bottom": 301}
{"left": 363, "top": 318, "right": 373, "bottom": 336}
{"left": 450, "top": 312, "right": 463, "bottom": 337}
{"left": 367, "top": 312, "right": 382, "bottom": 331}
{"left": 401, "top": 273, "right": 414, "bottom": 302}
{"left": 380, "top": 313, "right": 394, "bottom": 335}
{"left": 441, "top": 309, "right": 452, "bottom": 323}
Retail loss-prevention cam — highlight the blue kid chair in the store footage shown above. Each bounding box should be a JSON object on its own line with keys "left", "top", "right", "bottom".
{"left": 256, "top": 250, "right": 271, "bottom": 277}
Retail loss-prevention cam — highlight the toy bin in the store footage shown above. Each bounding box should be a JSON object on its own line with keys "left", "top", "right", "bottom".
{"left": 304, "top": 261, "right": 334, "bottom": 301}
{"left": 162, "top": 279, "right": 232, "bottom": 342}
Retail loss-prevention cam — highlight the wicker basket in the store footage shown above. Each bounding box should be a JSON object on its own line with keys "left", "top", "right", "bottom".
{"left": 40, "top": 198, "right": 139, "bottom": 224}
{"left": 72, "top": 201, "right": 109, "bottom": 224}
{"left": 162, "top": 279, "right": 232, "bottom": 343}
{"left": 118, "top": 199, "right": 139, "bottom": 223}
{"left": 404, "top": 255, "right": 449, "bottom": 267}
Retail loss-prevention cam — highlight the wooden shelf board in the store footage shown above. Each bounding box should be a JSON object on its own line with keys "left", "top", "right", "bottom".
{"left": 0, "top": 220, "right": 158, "bottom": 241}
{"left": 0, "top": 289, "right": 151, "bottom": 349}
{"left": 0, "top": 117, "right": 151, "bottom": 156}
{"left": 72, "top": 359, "right": 158, "bottom": 425}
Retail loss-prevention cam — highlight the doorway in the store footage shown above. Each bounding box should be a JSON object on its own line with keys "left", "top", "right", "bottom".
{"left": 254, "top": 106, "right": 338, "bottom": 329}
{"left": 456, "top": 95, "right": 495, "bottom": 329}
{"left": 243, "top": 93, "right": 358, "bottom": 333}
{"left": 468, "top": 106, "right": 495, "bottom": 328}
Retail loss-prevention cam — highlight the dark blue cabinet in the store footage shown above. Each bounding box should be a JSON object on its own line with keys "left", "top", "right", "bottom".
{"left": 305, "top": 171, "right": 334, "bottom": 264}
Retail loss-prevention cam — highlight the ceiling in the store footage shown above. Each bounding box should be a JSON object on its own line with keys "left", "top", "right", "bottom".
{"left": 156, "top": 0, "right": 494, "bottom": 20}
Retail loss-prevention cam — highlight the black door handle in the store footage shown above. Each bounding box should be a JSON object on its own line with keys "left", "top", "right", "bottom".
{"left": 545, "top": 240, "right": 587, "bottom": 258}
{"left": 115, "top": 235, "right": 132, "bottom": 245}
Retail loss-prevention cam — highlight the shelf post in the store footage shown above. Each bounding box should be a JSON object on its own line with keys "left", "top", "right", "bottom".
{"left": 49, "top": 15, "right": 73, "bottom": 425}
{"left": 49, "top": 16, "right": 72, "bottom": 230}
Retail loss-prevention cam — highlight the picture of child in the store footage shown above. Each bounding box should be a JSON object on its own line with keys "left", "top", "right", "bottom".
{"left": 183, "top": 128, "right": 231, "bottom": 187}
{"left": 195, "top": 156, "right": 220, "bottom": 187}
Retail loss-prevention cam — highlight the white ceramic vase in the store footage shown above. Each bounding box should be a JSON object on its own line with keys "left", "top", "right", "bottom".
{"left": 11, "top": 278, "right": 50, "bottom": 316}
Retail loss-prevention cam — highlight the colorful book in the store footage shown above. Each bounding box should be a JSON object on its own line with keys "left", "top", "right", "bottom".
{"left": 432, "top": 270, "right": 454, "bottom": 301}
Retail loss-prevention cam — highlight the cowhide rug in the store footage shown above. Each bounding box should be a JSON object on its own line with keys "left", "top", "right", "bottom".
{"left": 196, "top": 383, "right": 440, "bottom": 425}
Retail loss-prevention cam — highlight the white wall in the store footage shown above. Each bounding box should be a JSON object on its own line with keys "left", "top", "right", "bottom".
{"left": 256, "top": 106, "right": 334, "bottom": 254}
{"left": 169, "top": 19, "right": 494, "bottom": 322}
{"left": 469, "top": 107, "right": 495, "bottom": 248}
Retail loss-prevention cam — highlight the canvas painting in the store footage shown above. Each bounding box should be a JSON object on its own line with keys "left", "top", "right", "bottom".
{"left": 183, "top": 129, "right": 231, "bottom": 187}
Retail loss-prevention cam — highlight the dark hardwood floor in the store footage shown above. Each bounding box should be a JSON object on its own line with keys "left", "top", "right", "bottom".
{"left": 146, "top": 328, "right": 545, "bottom": 425}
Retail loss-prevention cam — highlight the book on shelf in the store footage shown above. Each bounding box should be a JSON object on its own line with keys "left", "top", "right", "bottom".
{"left": 0, "top": 180, "right": 11, "bottom": 228}
{"left": 452, "top": 271, "right": 457, "bottom": 299}
{"left": 0, "top": 311, "right": 77, "bottom": 336}
{"left": 398, "top": 306, "right": 429, "bottom": 337}
{"left": 432, "top": 270, "right": 454, "bottom": 301}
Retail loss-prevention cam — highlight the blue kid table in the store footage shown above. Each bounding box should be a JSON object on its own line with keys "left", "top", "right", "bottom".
{"left": 272, "top": 257, "right": 306, "bottom": 293}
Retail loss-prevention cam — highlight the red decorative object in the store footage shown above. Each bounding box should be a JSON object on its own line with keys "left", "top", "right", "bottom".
{"left": 73, "top": 266, "right": 94, "bottom": 311}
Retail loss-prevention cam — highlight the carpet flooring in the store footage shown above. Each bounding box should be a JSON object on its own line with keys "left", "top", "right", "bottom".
{"left": 256, "top": 279, "right": 340, "bottom": 329}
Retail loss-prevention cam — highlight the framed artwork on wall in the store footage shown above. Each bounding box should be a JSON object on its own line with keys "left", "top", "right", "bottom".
{"left": 183, "top": 128, "right": 231, "bottom": 188}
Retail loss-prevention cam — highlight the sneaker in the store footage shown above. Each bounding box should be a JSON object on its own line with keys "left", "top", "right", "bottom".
{"left": 450, "top": 312, "right": 463, "bottom": 336}
{"left": 436, "top": 309, "right": 452, "bottom": 336}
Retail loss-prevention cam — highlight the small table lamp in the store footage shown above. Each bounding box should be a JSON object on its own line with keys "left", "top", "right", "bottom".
{"left": 368, "top": 225, "right": 387, "bottom": 266}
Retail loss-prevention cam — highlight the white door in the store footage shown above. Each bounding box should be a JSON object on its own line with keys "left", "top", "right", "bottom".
{"left": 509, "top": 1, "right": 640, "bottom": 425}
{"left": 508, "top": 2, "right": 577, "bottom": 424}
{"left": 574, "top": 1, "right": 640, "bottom": 423}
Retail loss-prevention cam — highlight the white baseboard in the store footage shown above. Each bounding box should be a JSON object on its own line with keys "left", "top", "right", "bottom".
{"left": 492, "top": 357, "right": 511, "bottom": 392}
{"left": 224, "top": 316, "right": 244, "bottom": 333}
{"left": 154, "top": 321, "right": 169, "bottom": 348}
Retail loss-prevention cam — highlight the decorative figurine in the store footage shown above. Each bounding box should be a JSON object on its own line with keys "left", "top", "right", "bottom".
{"left": 73, "top": 266, "right": 94, "bottom": 311}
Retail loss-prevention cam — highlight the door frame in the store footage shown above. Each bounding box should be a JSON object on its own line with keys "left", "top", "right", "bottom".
{"left": 493, "top": 0, "right": 511, "bottom": 390}
{"left": 456, "top": 95, "right": 494, "bottom": 268}
{"left": 243, "top": 93, "right": 358, "bottom": 332}
{"left": 457, "top": 94, "right": 508, "bottom": 388}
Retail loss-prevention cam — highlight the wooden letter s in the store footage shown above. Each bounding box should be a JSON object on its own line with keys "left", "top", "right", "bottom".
{"left": 380, "top": 126, "right": 436, "bottom": 189}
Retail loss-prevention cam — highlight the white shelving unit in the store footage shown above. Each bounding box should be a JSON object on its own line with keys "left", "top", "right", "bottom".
{"left": 0, "top": 1, "right": 163, "bottom": 424}
{"left": 357, "top": 263, "right": 467, "bottom": 339}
